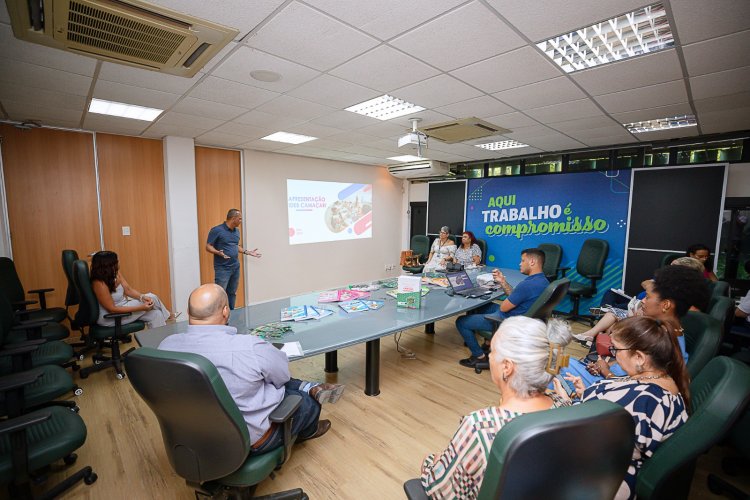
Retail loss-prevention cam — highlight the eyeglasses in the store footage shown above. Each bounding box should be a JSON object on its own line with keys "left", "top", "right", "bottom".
{"left": 608, "top": 346, "right": 631, "bottom": 357}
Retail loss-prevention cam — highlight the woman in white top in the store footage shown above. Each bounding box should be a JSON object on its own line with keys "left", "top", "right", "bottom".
{"left": 423, "top": 226, "right": 457, "bottom": 272}
{"left": 90, "top": 250, "right": 171, "bottom": 328}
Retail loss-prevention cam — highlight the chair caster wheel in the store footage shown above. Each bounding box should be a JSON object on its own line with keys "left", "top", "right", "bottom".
{"left": 79, "top": 372, "right": 89, "bottom": 379}
{"left": 116, "top": 373, "right": 126, "bottom": 380}
{"left": 74, "top": 387, "right": 83, "bottom": 396}
{"left": 77, "top": 354, "right": 85, "bottom": 361}
{"left": 63, "top": 453, "right": 77, "bottom": 465}
{"left": 84, "top": 472, "right": 98, "bottom": 485}
{"left": 71, "top": 406, "right": 80, "bottom": 413}
{"left": 475, "top": 367, "right": 482, "bottom": 374}
{"left": 93, "top": 359, "right": 102, "bottom": 365}
{"left": 71, "top": 364, "right": 80, "bottom": 371}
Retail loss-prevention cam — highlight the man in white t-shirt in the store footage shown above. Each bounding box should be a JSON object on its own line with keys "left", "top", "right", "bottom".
{"left": 736, "top": 290, "right": 750, "bottom": 329}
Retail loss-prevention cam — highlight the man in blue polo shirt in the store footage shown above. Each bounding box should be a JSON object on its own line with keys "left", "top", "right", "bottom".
{"left": 455, "top": 248, "right": 548, "bottom": 368}
{"left": 206, "top": 209, "right": 261, "bottom": 309}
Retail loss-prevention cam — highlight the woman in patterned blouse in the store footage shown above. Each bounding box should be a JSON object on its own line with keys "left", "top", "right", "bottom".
{"left": 420, "top": 316, "right": 572, "bottom": 499}
{"left": 452, "top": 231, "right": 482, "bottom": 268}
{"left": 554, "top": 316, "right": 690, "bottom": 500}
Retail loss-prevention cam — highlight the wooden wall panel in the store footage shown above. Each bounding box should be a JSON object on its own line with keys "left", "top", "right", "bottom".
{"left": 96, "top": 134, "right": 172, "bottom": 310}
{"left": 1, "top": 124, "right": 100, "bottom": 308}
{"left": 195, "top": 146, "right": 245, "bottom": 306}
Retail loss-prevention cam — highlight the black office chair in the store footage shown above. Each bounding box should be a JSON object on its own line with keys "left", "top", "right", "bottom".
{"left": 402, "top": 235, "right": 430, "bottom": 274}
{"left": 71, "top": 260, "right": 144, "bottom": 380}
{"left": 61, "top": 249, "right": 95, "bottom": 359}
{"left": 475, "top": 238, "right": 488, "bottom": 265}
{"left": 125, "top": 347, "right": 307, "bottom": 499}
{"left": 565, "top": 239, "right": 609, "bottom": 326}
{"left": 538, "top": 243, "right": 568, "bottom": 281}
{"left": 0, "top": 257, "right": 67, "bottom": 324}
{"left": 404, "top": 400, "right": 634, "bottom": 500}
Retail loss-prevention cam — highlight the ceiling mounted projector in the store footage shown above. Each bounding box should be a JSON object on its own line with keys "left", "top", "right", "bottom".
{"left": 398, "top": 118, "right": 427, "bottom": 155}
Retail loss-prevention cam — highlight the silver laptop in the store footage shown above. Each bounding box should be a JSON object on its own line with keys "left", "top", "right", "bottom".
{"left": 446, "top": 270, "right": 492, "bottom": 298}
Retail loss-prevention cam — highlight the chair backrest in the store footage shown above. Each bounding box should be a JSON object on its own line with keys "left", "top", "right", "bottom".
{"left": 409, "top": 235, "right": 430, "bottom": 262}
{"left": 0, "top": 293, "right": 16, "bottom": 346}
{"left": 525, "top": 278, "right": 570, "bottom": 321}
{"left": 538, "top": 243, "right": 562, "bottom": 281}
{"left": 682, "top": 311, "right": 722, "bottom": 378}
{"left": 575, "top": 239, "right": 609, "bottom": 279}
{"left": 478, "top": 400, "right": 634, "bottom": 500}
{"left": 708, "top": 280, "right": 729, "bottom": 299}
{"left": 61, "top": 250, "right": 80, "bottom": 308}
{"left": 708, "top": 295, "right": 735, "bottom": 339}
{"left": 636, "top": 356, "right": 750, "bottom": 500}
{"left": 125, "top": 347, "right": 251, "bottom": 483}
{"left": 475, "top": 238, "right": 488, "bottom": 265}
{"left": 0, "top": 257, "right": 25, "bottom": 304}
{"left": 660, "top": 253, "right": 682, "bottom": 267}
{"left": 71, "top": 259, "right": 100, "bottom": 328}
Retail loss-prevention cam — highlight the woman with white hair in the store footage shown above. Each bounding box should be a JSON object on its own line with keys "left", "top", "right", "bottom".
{"left": 423, "top": 226, "right": 457, "bottom": 272}
{"left": 420, "top": 316, "right": 572, "bottom": 499}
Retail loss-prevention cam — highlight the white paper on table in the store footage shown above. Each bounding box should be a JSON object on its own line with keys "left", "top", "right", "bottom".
{"left": 281, "top": 341, "right": 303, "bottom": 358}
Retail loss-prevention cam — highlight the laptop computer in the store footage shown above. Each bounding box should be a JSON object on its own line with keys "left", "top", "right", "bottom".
{"left": 445, "top": 270, "right": 492, "bottom": 298}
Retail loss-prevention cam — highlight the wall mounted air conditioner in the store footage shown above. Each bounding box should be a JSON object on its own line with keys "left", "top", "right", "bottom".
{"left": 5, "top": 0, "right": 239, "bottom": 77}
{"left": 387, "top": 160, "right": 450, "bottom": 179}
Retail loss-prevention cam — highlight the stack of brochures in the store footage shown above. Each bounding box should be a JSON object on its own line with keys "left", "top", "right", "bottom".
{"left": 339, "top": 299, "right": 385, "bottom": 313}
{"left": 386, "top": 286, "right": 430, "bottom": 299}
{"left": 280, "top": 305, "right": 334, "bottom": 322}
{"left": 318, "top": 289, "right": 371, "bottom": 303}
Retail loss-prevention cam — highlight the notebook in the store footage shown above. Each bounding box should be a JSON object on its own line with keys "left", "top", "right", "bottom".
{"left": 445, "top": 270, "right": 492, "bottom": 298}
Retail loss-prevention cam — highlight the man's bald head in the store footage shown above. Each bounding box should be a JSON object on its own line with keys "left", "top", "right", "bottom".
{"left": 188, "top": 284, "right": 229, "bottom": 325}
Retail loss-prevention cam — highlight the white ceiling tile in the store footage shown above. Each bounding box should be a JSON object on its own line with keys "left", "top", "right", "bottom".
{"left": 199, "top": 42, "right": 239, "bottom": 74}
{"left": 248, "top": 2, "right": 379, "bottom": 71}
{"left": 548, "top": 115, "right": 620, "bottom": 133}
{"left": 580, "top": 133, "right": 637, "bottom": 147}
{"left": 83, "top": 114, "right": 151, "bottom": 135}
{"left": 255, "top": 95, "right": 336, "bottom": 121}
{"left": 694, "top": 92, "right": 750, "bottom": 114}
{"left": 390, "top": 2, "right": 524, "bottom": 71}
{"left": 327, "top": 130, "right": 381, "bottom": 144}
{"left": 172, "top": 97, "right": 248, "bottom": 121}
{"left": 698, "top": 106, "right": 750, "bottom": 134}
{"left": 233, "top": 110, "right": 306, "bottom": 130}
{"left": 210, "top": 46, "right": 321, "bottom": 92}
{"left": 154, "top": 111, "right": 224, "bottom": 131}
{"left": 683, "top": 30, "right": 750, "bottom": 77}
{"left": 690, "top": 66, "right": 750, "bottom": 101}
{"left": 434, "top": 96, "right": 514, "bottom": 119}
{"left": 189, "top": 76, "right": 279, "bottom": 108}
{"left": 310, "top": 110, "right": 380, "bottom": 129}
{"left": 612, "top": 103, "right": 695, "bottom": 124}
{"left": 571, "top": 49, "right": 683, "bottom": 96}
{"left": 0, "top": 57, "right": 92, "bottom": 97}
{"left": 487, "top": 0, "right": 648, "bottom": 41}
{"left": 568, "top": 125, "right": 633, "bottom": 141}
{"left": 98, "top": 62, "right": 201, "bottom": 94}
{"left": 594, "top": 80, "right": 689, "bottom": 114}
{"left": 285, "top": 122, "right": 346, "bottom": 138}
{"left": 524, "top": 134, "right": 586, "bottom": 150}
{"left": 393, "top": 109, "right": 454, "bottom": 127}
{"left": 451, "top": 46, "right": 563, "bottom": 94}
{"left": 301, "top": 138, "right": 351, "bottom": 151}
{"left": 633, "top": 127, "right": 699, "bottom": 142}
{"left": 0, "top": 81, "right": 86, "bottom": 112}
{"left": 1, "top": 99, "right": 82, "bottom": 127}
{"left": 393, "top": 74, "right": 482, "bottom": 109}
{"left": 525, "top": 98, "right": 604, "bottom": 123}
{"left": 330, "top": 46, "right": 440, "bottom": 92}
{"left": 670, "top": 0, "right": 750, "bottom": 44}
{"left": 240, "top": 139, "right": 292, "bottom": 151}
{"left": 502, "top": 124, "right": 556, "bottom": 139}
{"left": 144, "top": 122, "right": 208, "bottom": 139}
{"left": 306, "top": 0, "right": 465, "bottom": 40}
{"left": 198, "top": 131, "right": 258, "bottom": 148}
{"left": 288, "top": 74, "right": 380, "bottom": 109}
{"left": 93, "top": 80, "right": 181, "bottom": 109}
{"left": 0, "top": 25, "right": 97, "bottom": 76}
{"left": 354, "top": 121, "right": 408, "bottom": 139}
{"left": 483, "top": 111, "right": 539, "bottom": 130}
{"left": 492, "top": 76, "right": 587, "bottom": 110}
{"left": 212, "top": 121, "right": 275, "bottom": 140}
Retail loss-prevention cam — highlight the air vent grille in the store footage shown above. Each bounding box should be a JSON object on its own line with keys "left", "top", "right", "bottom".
{"left": 68, "top": 1, "right": 186, "bottom": 63}
{"left": 422, "top": 117, "right": 510, "bottom": 144}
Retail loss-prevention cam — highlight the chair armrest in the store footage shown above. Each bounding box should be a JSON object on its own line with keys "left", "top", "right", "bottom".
{"left": 0, "top": 342, "right": 42, "bottom": 357}
{"left": 11, "top": 320, "right": 47, "bottom": 341}
{"left": 270, "top": 394, "right": 302, "bottom": 465}
{"left": 12, "top": 300, "right": 37, "bottom": 314}
{"left": 0, "top": 409, "right": 51, "bottom": 435}
{"left": 104, "top": 312, "right": 132, "bottom": 320}
{"left": 403, "top": 478, "right": 429, "bottom": 500}
{"left": 0, "top": 368, "right": 44, "bottom": 393}
{"left": 28, "top": 288, "right": 54, "bottom": 294}
{"left": 28, "top": 288, "right": 53, "bottom": 309}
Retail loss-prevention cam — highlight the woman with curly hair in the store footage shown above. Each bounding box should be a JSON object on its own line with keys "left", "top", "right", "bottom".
{"left": 90, "top": 250, "right": 171, "bottom": 328}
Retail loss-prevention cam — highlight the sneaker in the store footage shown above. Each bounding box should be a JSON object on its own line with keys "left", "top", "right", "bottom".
{"left": 459, "top": 355, "right": 487, "bottom": 368}
{"left": 309, "top": 383, "right": 346, "bottom": 404}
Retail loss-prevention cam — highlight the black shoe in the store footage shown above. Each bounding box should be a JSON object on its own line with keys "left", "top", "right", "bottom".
{"left": 481, "top": 343, "right": 491, "bottom": 355}
{"left": 459, "top": 355, "right": 487, "bottom": 368}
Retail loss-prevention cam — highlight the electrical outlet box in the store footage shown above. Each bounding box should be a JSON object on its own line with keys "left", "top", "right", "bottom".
{"left": 122, "top": 226, "right": 131, "bottom": 236}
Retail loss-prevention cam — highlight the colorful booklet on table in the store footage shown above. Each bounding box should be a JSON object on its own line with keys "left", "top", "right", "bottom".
{"left": 386, "top": 286, "right": 430, "bottom": 298}
{"left": 280, "top": 305, "right": 333, "bottom": 321}
{"left": 339, "top": 300, "right": 371, "bottom": 313}
{"left": 361, "top": 300, "right": 385, "bottom": 310}
{"left": 318, "top": 289, "right": 371, "bottom": 303}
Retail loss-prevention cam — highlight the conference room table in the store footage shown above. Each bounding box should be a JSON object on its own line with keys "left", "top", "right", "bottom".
{"left": 135, "top": 267, "right": 524, "bottom": 396}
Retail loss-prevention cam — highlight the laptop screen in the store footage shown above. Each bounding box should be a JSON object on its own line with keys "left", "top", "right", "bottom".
{"left": 446, "top": 270, "right": 474, "bottom": 292}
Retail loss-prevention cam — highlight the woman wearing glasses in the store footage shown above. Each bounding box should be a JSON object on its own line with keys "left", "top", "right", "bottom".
{"left": 554, "top": 316, "right": 690, "bottom": 500}
{"left": 423, "top": 226, "right": 457, "bottom": 272}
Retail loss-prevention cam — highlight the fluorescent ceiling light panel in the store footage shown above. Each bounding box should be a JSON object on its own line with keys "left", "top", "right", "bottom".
{"left": 475, "top": 140, "right": 528, "bottom": 151}
{"left": 345, "top": 95, "right": 425, "bottom": 120}
{"left": 537, "top": 3, "right": 674, "bottom": 73}
{"left": 88, "top": 98, "right": 163, "bottom": 121}
{"left": 261, "top": 132, "right": 317, "bottom": 144}
{"left": 388, "top": 155, "right": 424, "bottom": 162}
{"left": 624, "top": 114, "right": 697, "bottom": 133}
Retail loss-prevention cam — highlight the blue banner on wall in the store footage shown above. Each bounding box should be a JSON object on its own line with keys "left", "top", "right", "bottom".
{"left": 465, "top": 171, "right": 631, "bottom": 311}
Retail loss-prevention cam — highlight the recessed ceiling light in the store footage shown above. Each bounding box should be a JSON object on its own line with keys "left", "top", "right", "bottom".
{"left": 250, "top": 70, "right": 282, "bottom": 82}
{"left": 88, "top": 98, "right": 163, "bottom": 121}
{"left": 261, "top": 131, "right": 317, "bottom": 144}
{"left": 537, "top": 3, "right": 674, "bottom": 73}
{"left": 345, "top": 95, "right": 425, "bottom": 121}
{"left": 388, "top": 155, "right": 424, "bottom": 162}
{"left": 623, "top": 114, "right": 697, "bottom": 133}
{"left": 475, "top": 140, "right": 529, "bottom": 151}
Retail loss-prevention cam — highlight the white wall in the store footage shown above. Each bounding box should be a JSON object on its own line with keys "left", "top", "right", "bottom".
{"left": 243, "top": 150, "right": 406, "bottom": 303}
{"left": 409, "top": 181, "right": 428, "bottom": 202}
{"left": 727, "top": 163, "right": 750, "bottom": 197}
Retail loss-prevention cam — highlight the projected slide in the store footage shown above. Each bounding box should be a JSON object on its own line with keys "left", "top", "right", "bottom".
{"left": 287, "top": 180, "right": 372, "bottom": 245}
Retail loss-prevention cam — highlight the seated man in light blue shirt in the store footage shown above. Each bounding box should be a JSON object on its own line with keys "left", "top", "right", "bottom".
{"left": 455, "top": 248, "right": 549, "bottom": 368}
{"left": 159, "top": 284, "right": 344, "bottom": 455}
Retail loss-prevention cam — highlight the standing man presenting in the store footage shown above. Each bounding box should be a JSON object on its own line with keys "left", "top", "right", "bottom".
{"left": 206, "top": 209, "right": 261, "bottom": 310}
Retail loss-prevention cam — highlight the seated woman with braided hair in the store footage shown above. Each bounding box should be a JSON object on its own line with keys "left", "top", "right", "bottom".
{"left": 554, "top": 316, "right": 690, "bottom": 500}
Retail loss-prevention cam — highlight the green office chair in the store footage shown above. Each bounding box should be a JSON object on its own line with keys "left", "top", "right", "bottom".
{"left": 475, "top": 238, "right": 488, "bottom": 265}
{"left": 538, "top": 243, "right": 568, "bottom": 281}
{"left": 635, "top": 356, "right": 750, "bottom": 500}
{"left": 402, "top": 235, "right": 430, "bottom": 274}
{"left": 708, "top": 280, "right": 730, "bottom": 300}
{"left": 566, "top": 239, "right": 609, "bottom": 326}
{"left": 61, "top": 250, "right": 96, "bottom": 359}
{"left": 404, "top": 400, "right": 634, "bottom": 500}
{"left": 660, "top": 253, "right": 682, "bottom": 267}
{"left": 707, "top": 405, "right": 750, "bottom": 499}
{"left": 125, "top": 347, "right": 307, "bottom": 499}
{"left": 0, "top": 257, "right": 67, "bottom": 324}
{"left": 682, "top": 311, "right": 722, "bottom": 379}
{"left": 473, "top": 279, "right": 571, "bottom": 374}
{"left": 71, "top": 259, "right": 144, "bottom": 380}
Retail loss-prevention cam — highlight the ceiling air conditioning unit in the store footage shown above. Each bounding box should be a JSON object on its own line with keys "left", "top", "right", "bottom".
{"left": 387, "top": 160, "right": 450, "bottom": 179}
{"left": 5, "top": 0, "right": 239, "bottom": 77}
